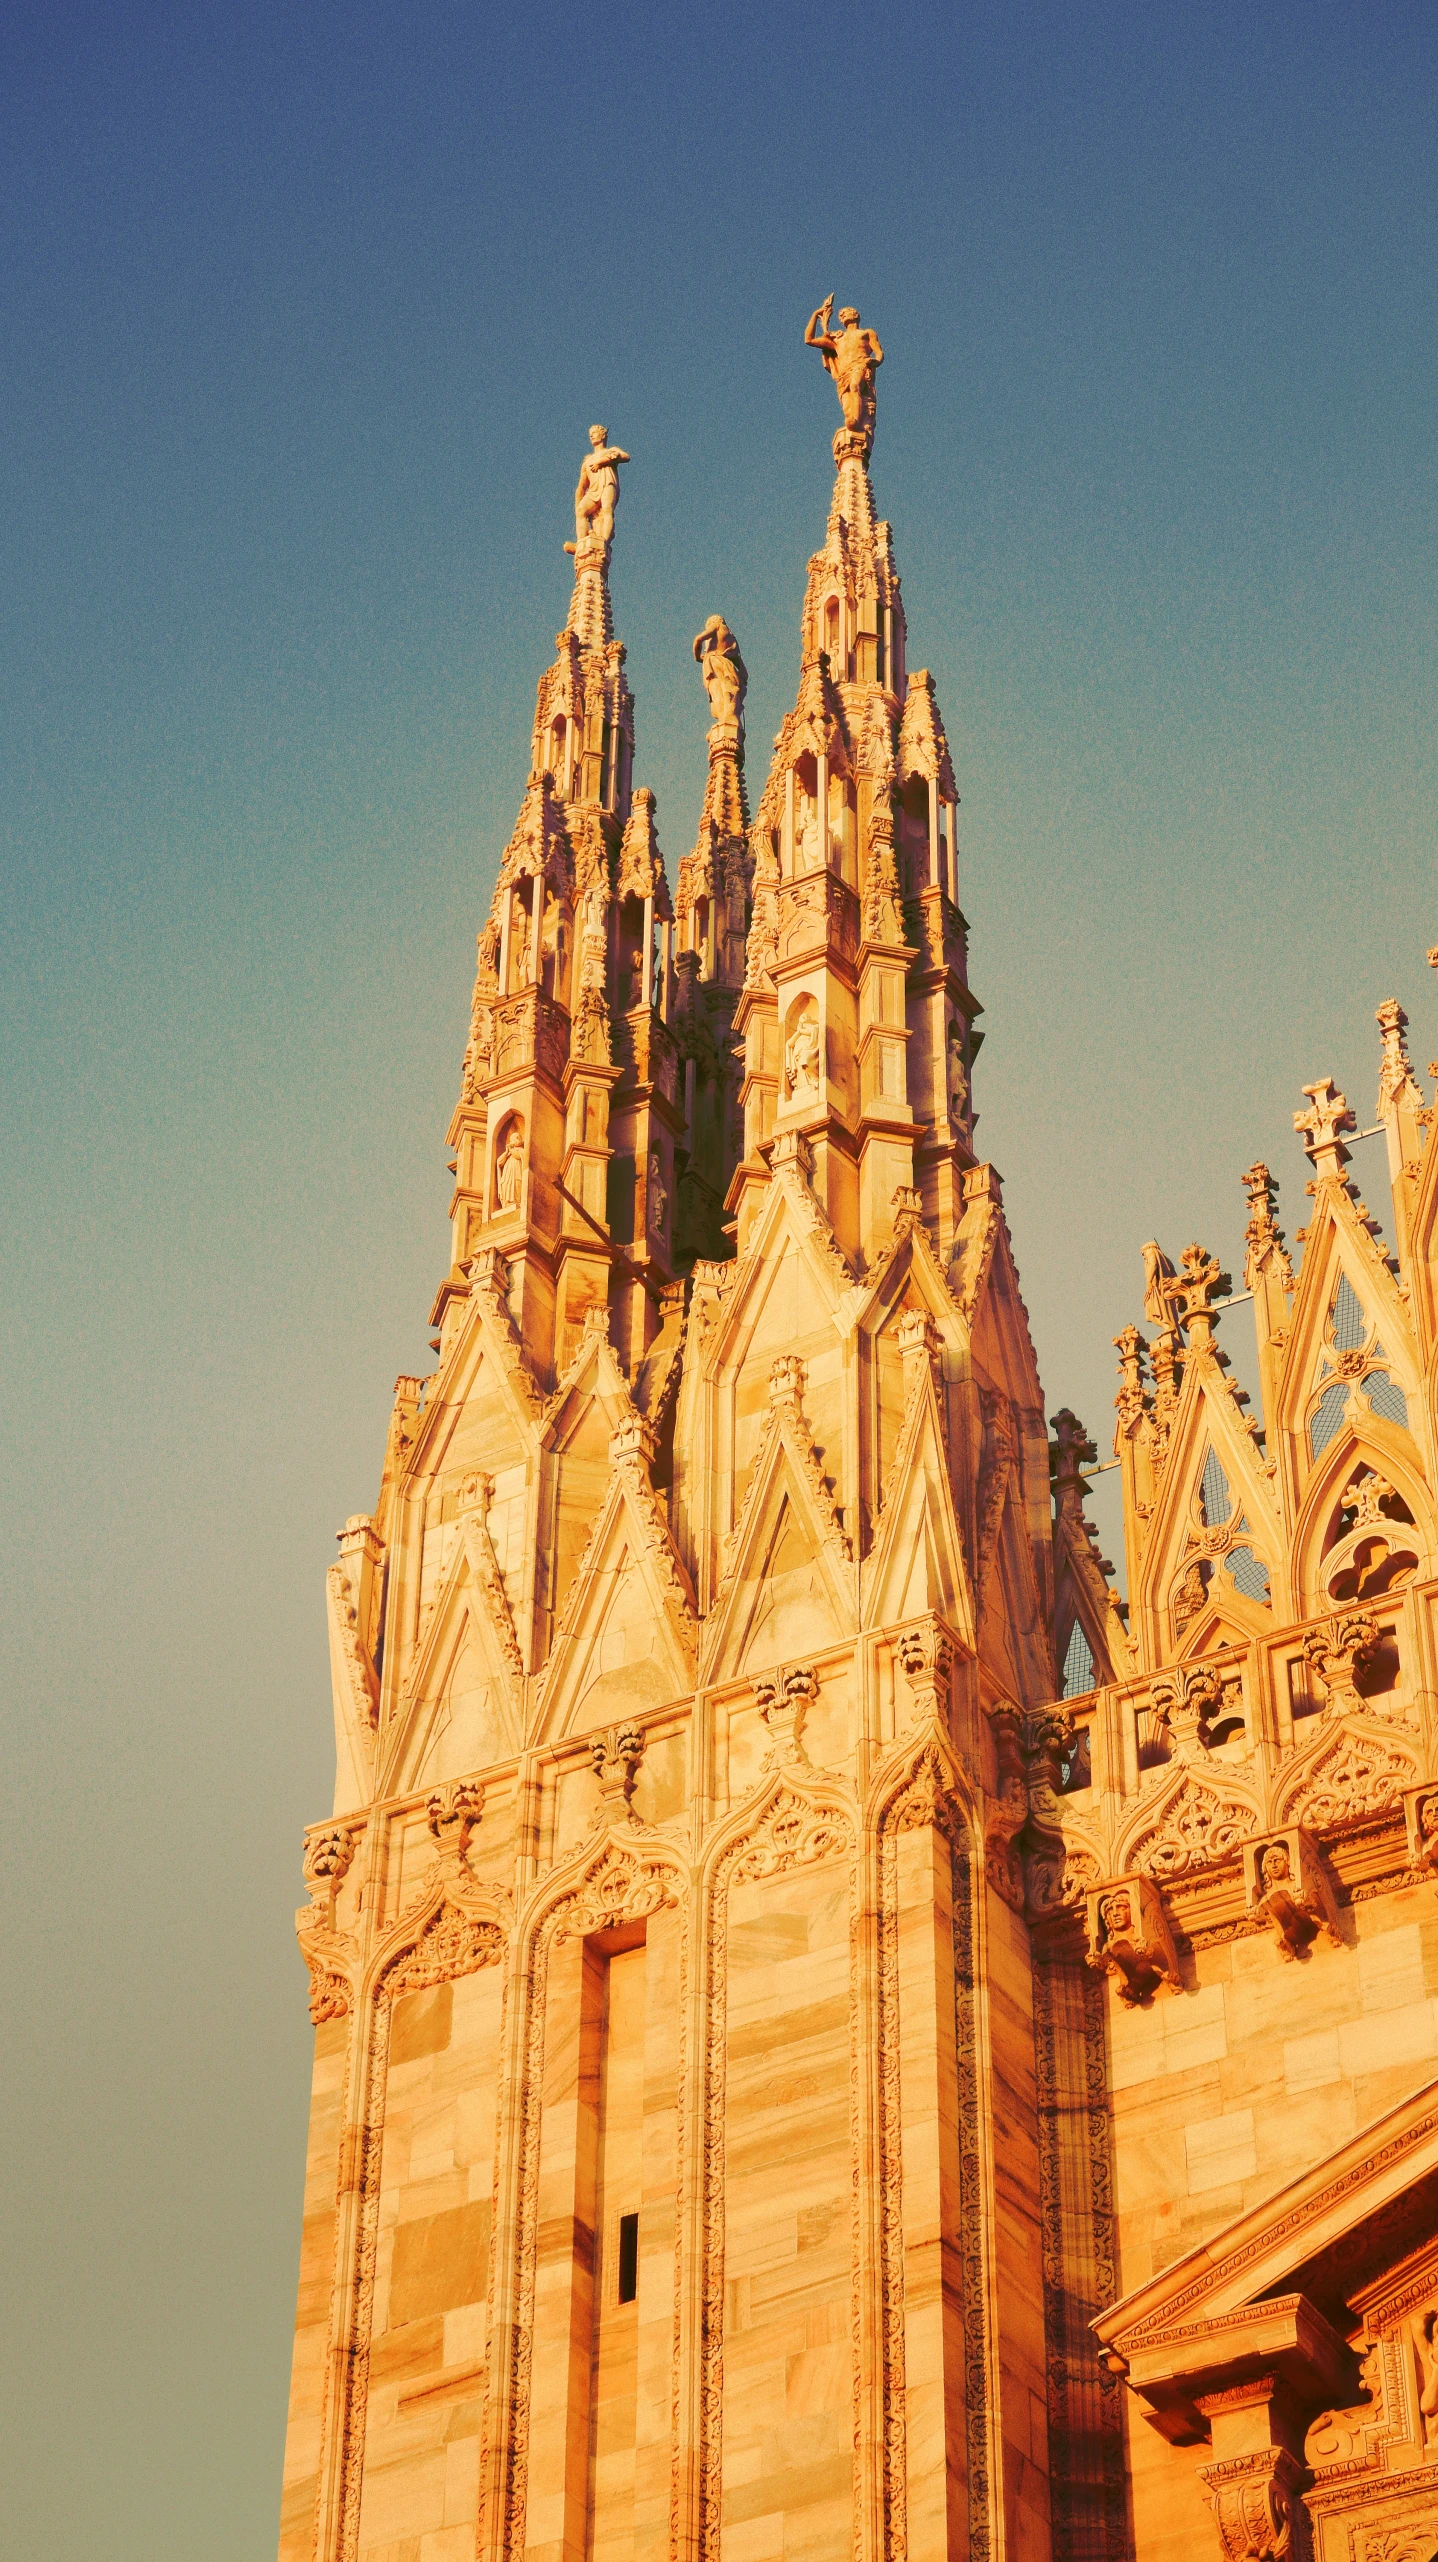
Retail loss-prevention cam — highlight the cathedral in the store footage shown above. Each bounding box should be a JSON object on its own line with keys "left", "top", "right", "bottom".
{"left": 278, "top": 309, "right": 1438, "bottom": 2562}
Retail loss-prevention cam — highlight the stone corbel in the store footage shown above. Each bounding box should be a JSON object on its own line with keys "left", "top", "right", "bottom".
{"left": 295, "top": 1819, "right": 364, "bottom": 2024}
{"left": 896, "top": 1616, "right": 955, "bottom": 1734}
{"left": 981, "top": 1694, "right": 1029, "bottom": 1909}
{"left": 1402, "top": 1781, "right": 1438, "bottom": 1884}
{"left": 1085, "top": 1871, "right": 1181, "bottom": 2004}
{"left": 1242, "top": 1828, "right": 1341, "bottom": 1961}
{"left": 756, "top": 1663, "right": 818, "bottom": 1773}
{"left": 1196, "top": 2425, "right": 1305, "bottom": 2562}
{"left": 588, "top": 1724, "right": 645, "bottom": 1828}
{"left": 1021, "top": 1705, "right": 1073, "bottom": 1840}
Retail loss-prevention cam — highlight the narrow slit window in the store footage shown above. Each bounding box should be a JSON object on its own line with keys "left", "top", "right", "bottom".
{"left": 617, "top": 2211, "right": 639, "bottom": 2305}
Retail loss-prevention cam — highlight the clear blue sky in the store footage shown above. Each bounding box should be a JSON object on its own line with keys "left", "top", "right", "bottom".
{"left": 2, "top": 5, "right": 1434, "bottom": 2552}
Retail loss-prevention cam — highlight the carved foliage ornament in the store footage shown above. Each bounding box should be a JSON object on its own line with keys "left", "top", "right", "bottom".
{"left": 1279, "top": 1722, "right": 1417, "bottom": 1833}
{"left": 1126, "top": 1770, "right": 1258, "bottom": 1881}
{"left": 731, "top": 1783, "right": 852, "bottom": 1882}
{"left": 1195, "top": 2443, "right": 1305, "bottom": 2562}
{"left": 755, "top": 1662, "right": 819, "bottom": 1773}
{"left": 1303, "top": 1610, "right": 1381, "bottom": 1717}
{"left": 296, "top": 1819, "right": 364, "bottom": 2023}
{"left": 1150, "top": 1661, "right": 1227, "bottom": 1760}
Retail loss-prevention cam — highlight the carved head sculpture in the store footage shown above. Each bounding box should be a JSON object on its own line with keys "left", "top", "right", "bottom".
{"left": 1421, "top": 1795, "right": 1438, "bottom": 1841}
{"left": 1259, "top": 1842, "right": 1292, "bottom": 1890}
{"left": 837, "top": 307, "right": 860, "bottom": 327}
{"left": 1100, "top": 1893, "right": 1132, "bottom": 1942}
{"left": 589, "top": 422, "right": 607, "bottom": 447}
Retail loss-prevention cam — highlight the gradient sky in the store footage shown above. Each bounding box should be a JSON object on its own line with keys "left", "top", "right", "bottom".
{"left": 3, "top": 4, "right": 1436, "bottom": 2552}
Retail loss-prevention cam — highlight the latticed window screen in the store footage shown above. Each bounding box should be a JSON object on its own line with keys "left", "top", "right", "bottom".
{"left": 1200, "top": 1449, "right": 1232, "bottom": 1527}
{"left": 1364, "top": 1372, "right": 1409, "bottom": 1430}
{"left": 1309, "top": 1381, "right": 1350, "bottom": 1460}
{"left": 1226, "top": 1546, "right": 1271, "bottom": 1604}
{"left": 1061, "top": 1620, "right": 1095, "bottom": 1698}
{"left": 1330, "top": 1273, "right": 1368, "bottom": 1351}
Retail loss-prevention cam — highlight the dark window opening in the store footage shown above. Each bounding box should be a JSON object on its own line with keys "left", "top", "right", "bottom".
{"left": 617, "top": 2211, "right": 639, "bottom": 2305}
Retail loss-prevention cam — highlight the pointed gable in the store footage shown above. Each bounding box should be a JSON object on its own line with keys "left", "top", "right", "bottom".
{"left": 531, "top": 1419, "right": 698, "bottom": 1742}
{"left": 1133, "top": 1338, "right": 1287, "bottom": 1658}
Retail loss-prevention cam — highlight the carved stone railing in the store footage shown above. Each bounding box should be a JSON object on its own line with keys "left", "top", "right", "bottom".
{"left": 1026, "top": 1572, "right": 1438, "bottom": 1950}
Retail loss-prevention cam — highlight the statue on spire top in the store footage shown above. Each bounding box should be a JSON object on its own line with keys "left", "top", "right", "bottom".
{"left": 693, "top": 614, "right": 747, "bottom": 741}
{"left": 804, "top": 296, "right": 883, "bottom": 456}
{"left": 565, "top": 424, "right": 630, "bottom": 561}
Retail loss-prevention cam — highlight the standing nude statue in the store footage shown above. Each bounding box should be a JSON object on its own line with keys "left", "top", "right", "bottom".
{"left": 566, "top": 425, "right": 630, "bottom": 558}
{"left": 804, "top": 297, "right": 884, "bottom": 449}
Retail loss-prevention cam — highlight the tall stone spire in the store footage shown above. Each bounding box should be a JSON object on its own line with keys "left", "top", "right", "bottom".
{"left": 729, "top": 300, "right": 981, "bottom": 1269}
{"left": 438, "top": 424, "right": 681, "bottom": 1385}
{"left": 669, "top": 616, "right": 752, "bottom": 1261}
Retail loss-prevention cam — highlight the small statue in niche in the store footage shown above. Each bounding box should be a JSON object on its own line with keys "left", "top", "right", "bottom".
{"left": 946, "top": 1022, "right": 969, "bottom": 1125}
{"left": 495, "top": 1125, "right": 525, "bottom": 1211}
{"left": 784, "top": 1004, "right": 821, "bottom": 1100}
{"left": 647, "top": 1154, "right": 667, "bottom": 1237}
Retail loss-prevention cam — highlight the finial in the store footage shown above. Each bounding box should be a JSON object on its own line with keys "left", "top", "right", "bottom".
{"left": 1172, "top": 1242, "right": 1229, "bottom": 1349}
{"left": 804, "top": 295, "right": 883, "bottom": 460}
{"left": 1375, "top": 997, "right": 1424, "bottom": 1115}
{"left": 1294, "top": 1075, "right": 1355, "bottom": 1179}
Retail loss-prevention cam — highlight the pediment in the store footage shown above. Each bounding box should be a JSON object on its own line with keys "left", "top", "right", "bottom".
{"left": 1135, "top": 1351, "right": 1285, "bottom": 1644}
{"left": 1276, "top": 1182, "right": 1419, "bottom": 1454}
{"left": 704, "top": 1172, "right": 856, "bottom": 1385}
{"left": 379, "top": 1512, "right": 524, "bottom": 1794}
{"left": 702, "top": 1413, "right": 855, "bottom": 1685}
{"left": 530, "top": 1452, "right": 698, "bottom": 1744}
{"left": 406, "top": 1284, "right": 543, "bottom": 1479}
{"left": 862, "top": 1366, "right": 975, "bottom": 1647}
{"left": 540, "top": 1327, "right": 636, "bottom": 1451}
{"left": 854, "top": 1217, "right": 969, "bottom": 1353}
{"left": 1094, "top": 2078, "right": 1438, "bottom": 2437}
{"left": 953, "top": 1203, "right": 1045, "bottom": 1414}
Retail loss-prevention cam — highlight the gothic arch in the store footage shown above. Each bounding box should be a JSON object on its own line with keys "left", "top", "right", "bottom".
{"left": 1289, "top": 1421, "right": 1437, "bottom": 1620}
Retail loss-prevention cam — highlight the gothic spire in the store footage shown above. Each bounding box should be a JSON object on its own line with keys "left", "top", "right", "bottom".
{"left": 727, "top": 304, "right": 979, "bottom": 1270}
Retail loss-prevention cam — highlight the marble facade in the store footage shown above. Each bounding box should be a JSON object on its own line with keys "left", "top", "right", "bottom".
{"left": 278, "top": 316, "right": 1438, "bottom": 2562}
